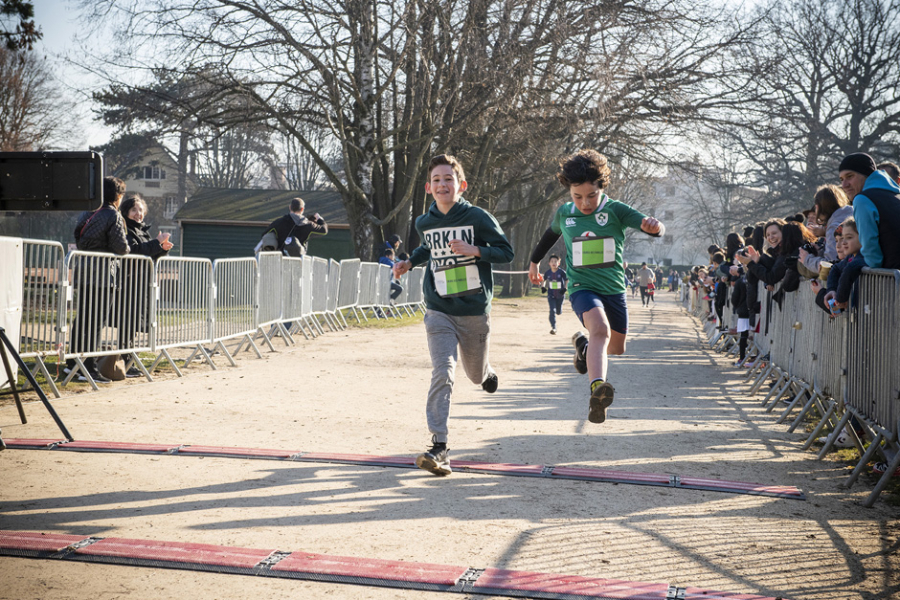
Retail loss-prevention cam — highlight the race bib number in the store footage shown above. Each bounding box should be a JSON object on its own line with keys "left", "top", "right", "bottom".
{"left": 548, "top": 281, "right": 562, "bottom": 289}
{"left": 572, "top": 236, "right": 616, "bottom": 269}
{"left": 434, "top": 263, "right": 482, "bottom": 297}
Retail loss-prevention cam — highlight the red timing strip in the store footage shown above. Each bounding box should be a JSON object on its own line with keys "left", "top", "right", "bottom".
{"left": 2, "top": 438, "right": 805, "bottom": 500}
{"left": 0, "top": 530, "right": 790, "bottom": 600}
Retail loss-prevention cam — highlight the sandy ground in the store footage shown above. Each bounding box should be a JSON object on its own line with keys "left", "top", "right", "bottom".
{"left": 0, "top": 292, "right": 897, "bottom": 600}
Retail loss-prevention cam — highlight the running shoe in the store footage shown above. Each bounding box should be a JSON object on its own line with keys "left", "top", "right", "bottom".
{"left": 588, "top": 381, "right": 615, "bottom": 424}
{"left": 416, "top": 437, "right": 451, "bottom": 476}
{"left": 572, "top": 332, "right": 588, "bottom": 375}
{"left": 482, "top": 372, "right": 498, "bottom": 394}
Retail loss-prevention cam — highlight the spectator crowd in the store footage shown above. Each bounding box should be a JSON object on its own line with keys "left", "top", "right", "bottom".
{"left": 685, "top": 152, "right": 900, "bottom": 471}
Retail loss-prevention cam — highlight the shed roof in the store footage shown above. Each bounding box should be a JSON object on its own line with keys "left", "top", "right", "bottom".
{"left": 175, "top": 187, "right": 349, "bottom": 227}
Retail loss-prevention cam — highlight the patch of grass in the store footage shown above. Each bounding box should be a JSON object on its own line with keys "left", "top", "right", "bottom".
{"left": 343, "top": 311, "right": 424, "bottom": 329}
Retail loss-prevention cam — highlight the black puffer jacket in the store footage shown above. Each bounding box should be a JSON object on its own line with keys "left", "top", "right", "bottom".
{"left": 74, "top": 205, "right": 129, "bottom": 255}
{"left": 125, "top": 218, "right": 167, "bottom": 259}
{"left": 73, "top": 205, "right": 129, "bottom": 286}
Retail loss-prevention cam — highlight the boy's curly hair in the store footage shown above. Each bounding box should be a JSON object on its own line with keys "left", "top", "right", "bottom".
{"left": 557, "top": 149, "right": 611, "bottom": 189}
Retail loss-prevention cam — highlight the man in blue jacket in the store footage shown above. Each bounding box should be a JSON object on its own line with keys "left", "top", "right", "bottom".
{"left": 838, "top": 152, "right": 900, "bottom": 269}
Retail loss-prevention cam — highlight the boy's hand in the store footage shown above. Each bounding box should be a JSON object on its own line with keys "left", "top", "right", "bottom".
{"left": 449, "top": 238, "right": 480, "bottom": 257}
{"left": 641, "top": 217, "right": 662, "bottom": 235}
{"left": 798, "top": 248, "right": 809, "bottom": 264}
{"left": 528, "top": 262, "right": 543, "bottom": 285}
{"left": 823, "top": 290, "right": 836, "bottom": 304}
{"left": 835, "top": 300, "right": 848, "bottom": 309}
{"left": 393, "top": 260, "right": 412, "bottom": 277}
{"left": 810, "top": 279, "right": 822, "bottom": 293}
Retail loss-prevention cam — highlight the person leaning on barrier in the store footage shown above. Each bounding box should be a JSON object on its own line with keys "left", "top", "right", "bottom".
{"left": 115, "top": 192, "right": 174, "bottom": 378}
{"left": 64, "top": 176, "right": 130, "bottom": 384}
{"left": 260, "top": 197, "right": 328, "bottom": 257}
{"left": 799, "top": 185, "right": 853, "bottom": 277}
{"left": 877, "top": 161, "right": 900, "bottom": 186}
{"left": 839, "top": 152, "right": 900, "bottom": 269}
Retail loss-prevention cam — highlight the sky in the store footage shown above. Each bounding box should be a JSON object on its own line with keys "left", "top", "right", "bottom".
{"left": 33, "top": 0, "right": 113, "bottom": 147}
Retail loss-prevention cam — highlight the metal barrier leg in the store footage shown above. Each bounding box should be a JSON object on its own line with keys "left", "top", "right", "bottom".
{"left": 865, "top": 441, "right": 900, "bottom": 507}
{"left": 749, "top": 363, "right": 775, "bottom": 395}
{"left": 73, "top": 357, "right": 99, "bottom": 391}
{"left": 126, "top": 351, "right": 153, "bottom": 382}
{"left": 1, "top": 343, "right": 28, "bottom": 424}
{"left": 255, "top": 327, "right": 277, "bottom": 352}
{"left": 817, "top": 409, "right": 853, "bottom": 459}
{"left": 774, "top": 382, "right": 810, "bottom": 418}
{"left": 844, "top": 431, "right": 883, "bottom": 488}
{"left": 786, "top": 385, "right": 818, "bottom": 431}
{"left": 761, "top": 371, "right": 789, "bottom": 407}
{"left": 289, "top": 320, "right": 311, "bottom": 341}
{"left": 17, "top": 356, "right": 62, "bottom": 399}
{"left": 800, "top": 396, "right": 837, "bottom": 448}
{"left": 151, "top": 349, "right": 184, "bottom": 377}
{"left": 276, "top": 322, "right": 295, "bottom": 345}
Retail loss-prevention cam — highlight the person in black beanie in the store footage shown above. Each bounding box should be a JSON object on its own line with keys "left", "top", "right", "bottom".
{"left": 839, "top": 152, "right": 900, "bottom": 269}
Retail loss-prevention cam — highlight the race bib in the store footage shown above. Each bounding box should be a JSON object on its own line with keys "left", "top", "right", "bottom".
{"left": 548, "top": 281, "right": 562, "bottom": 289}
{"left": 434, "top": 263, "right": 482, "bottom": 297}
{"left": 572, "top": 236, "right": 616, "bottom": 269}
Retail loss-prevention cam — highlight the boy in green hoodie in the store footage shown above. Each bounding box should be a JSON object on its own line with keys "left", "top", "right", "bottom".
{"left": 393, "top": 154, "right": 515, "bottom": 476}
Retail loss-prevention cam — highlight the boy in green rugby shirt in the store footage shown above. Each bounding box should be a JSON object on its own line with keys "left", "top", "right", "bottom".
{"left": 528, "top": 150, "right": 664, "bottom": 424}
{"left": 393, "top": 154, "right": 514, "bottom": 475}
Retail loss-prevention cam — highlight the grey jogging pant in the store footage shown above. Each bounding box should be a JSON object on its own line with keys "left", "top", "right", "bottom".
{"left": 424, "top": 310, "right": 492, "bottom": 444}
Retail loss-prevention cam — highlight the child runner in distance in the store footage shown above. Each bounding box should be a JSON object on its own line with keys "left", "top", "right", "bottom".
{"left": 542, "top": 254, "right": 568, "bottom": 334}
{"left": 393, "top": 154, "right": 514, "bottom": 475}
{"left": 528, "top": 149, "right": 664, "bottom": 424}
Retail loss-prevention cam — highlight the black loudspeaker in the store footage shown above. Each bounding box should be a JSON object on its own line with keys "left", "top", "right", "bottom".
{"left": 0, "top": 151, "right": 103, "bottom": 212}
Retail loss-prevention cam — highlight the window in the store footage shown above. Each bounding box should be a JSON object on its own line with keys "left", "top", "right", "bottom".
{"left": 164, "top": 196, "right": 179, "bottom": 219}
{"left": 141, "top": 165, "right": 166, "bottom": 180}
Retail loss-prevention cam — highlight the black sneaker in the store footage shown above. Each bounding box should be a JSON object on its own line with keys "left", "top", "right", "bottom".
{"left": 125, "top": 367, "right": 143, "bottom": 378}
{"left": 588, "top": 381, "right": 615, "bottom": 424}
{"left": 80, "top": 370, "right": 112, "bottom": 384}
{"left": 415, "top": 438, "right": 451, "bottom": 476}
{"left": 482, "top": 372, "right": 498, "bottom": 394}
{"left": 572, "top": 332, "right": 588, "bottom": 374}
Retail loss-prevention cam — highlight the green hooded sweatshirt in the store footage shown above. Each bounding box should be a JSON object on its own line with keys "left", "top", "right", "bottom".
{"left": 408, "top": 198, "right": 514, "bottom": 316}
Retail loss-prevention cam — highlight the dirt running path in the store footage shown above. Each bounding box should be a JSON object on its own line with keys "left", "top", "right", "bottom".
{"left": 1, "top": 292, "right": 897, "bottom": 599}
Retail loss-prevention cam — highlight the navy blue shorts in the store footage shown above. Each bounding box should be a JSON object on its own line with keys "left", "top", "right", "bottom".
{"left": 570, "top": 290, "right": 628, "bottom": 335}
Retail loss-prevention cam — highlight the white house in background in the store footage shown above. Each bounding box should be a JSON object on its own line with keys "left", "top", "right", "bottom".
{"left": 623, "top": 169, "right": 764, "bottom": 269}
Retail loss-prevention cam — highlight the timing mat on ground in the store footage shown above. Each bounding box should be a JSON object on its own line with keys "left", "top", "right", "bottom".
{"left": 0, "top": 530, "right": 790, "bottom": 600}
{"left": 3, "top": 438, "right": 805, "bottom": 500}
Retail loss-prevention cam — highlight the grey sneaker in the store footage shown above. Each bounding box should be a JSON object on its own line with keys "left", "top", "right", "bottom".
{"left": 572, "top": 332, "right": 588, "bottom": 374}
{"left": 588, "top": 381, "right": 615, "bottom": 424}
{"left": 416, "top": 438, "right": 451, "bottom": 476}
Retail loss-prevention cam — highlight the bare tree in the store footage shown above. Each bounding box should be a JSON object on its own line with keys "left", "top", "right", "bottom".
{"left": 712, "top": 0, "right": 900, "bottom": 205}
{"left": 0, "top": 46, "right": 78, "bottom": 150}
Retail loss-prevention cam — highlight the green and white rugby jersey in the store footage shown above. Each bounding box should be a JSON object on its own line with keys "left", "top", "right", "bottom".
{"left": 550, "top": 195, "right": 647, "bottom": 295}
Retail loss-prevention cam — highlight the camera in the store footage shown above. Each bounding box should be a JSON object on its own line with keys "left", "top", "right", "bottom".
{"left": 801, "top": 242, "right": 817, "bottom": 254}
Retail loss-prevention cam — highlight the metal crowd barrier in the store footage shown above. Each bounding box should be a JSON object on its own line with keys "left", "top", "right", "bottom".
{"left": 8, "top": 236, "right": 424, "bottom": 400}
{"left": 17, "top": 240, "right": 66, "bottom": 397}
{"left": 337, "top": 259, "right": 362, "bottom": 322}
{"left": 326, "top": 259, "right": 346, "bottom": 329}
{"left": 257, "top": 252, "right": 292, "bottom": 347}
{"left": 153, "top": 256, "right": 213, "bottom": 377}
{"left": 208, "top": 257, "right": 262, "bottom": 366}
{"left": 62, "top": 251, "right": 156, "bottom": 389}
{"left": 702, "top": 270, "right": 900, "bottom": 506}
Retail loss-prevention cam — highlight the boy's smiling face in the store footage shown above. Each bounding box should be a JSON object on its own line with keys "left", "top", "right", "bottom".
{"left": 426, "top": 164, "right": 467, "bottom": 208}
{"left": 569, "top": 181, "right": 602, "bottom": 215}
